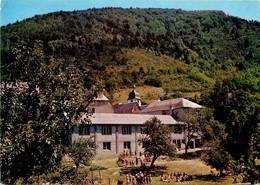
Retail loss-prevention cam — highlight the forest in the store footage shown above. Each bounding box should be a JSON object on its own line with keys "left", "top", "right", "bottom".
{"left": 1, "top": 8, "right": 259, "bottom": 96}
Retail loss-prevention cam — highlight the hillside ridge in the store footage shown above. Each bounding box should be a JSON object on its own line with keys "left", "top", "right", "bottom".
{"left": 1, "top": 8, "right": 259, "bottom": 99}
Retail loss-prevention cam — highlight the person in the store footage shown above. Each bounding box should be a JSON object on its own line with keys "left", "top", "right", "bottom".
{"left": 140, "top": 172, "right": 144, "bottom": 184}
{"left": 132, "top": 176, "right": 136, "bottom": 185}
{"left": 146, "top": 174, "right": 149, "bottom": 184}
{"left": 144, "top": 175, "right": 147, "bottom": 184}
{"left": 165, "top": 174, "right": 170, "bottom": 183}
{"left": 130, "top": 174, "right": 134, "bottom": 183}
{"left": 136, "top": 157, "right": 138, "bottom": 166}
{"left": 149, "top": 172, "right": 152, "bottom": 184}
{"left": 176, "top": 176, "right": 179, "bottom": 182}
{"left": 161, "top": 175, "right": 164, "bottom": 182}
{"left": 126, "top": 159, "right": 129, "bottom": 167}
{"left": 126, "top": 175, "right": 130, "bottom": 184}
{"left": 168, "top": 174, "right": 171, "bottom": 180}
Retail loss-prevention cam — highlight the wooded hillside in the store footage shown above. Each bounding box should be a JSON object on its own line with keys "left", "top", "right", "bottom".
{"left": 1, "top": 8, "right": 259, "bottom": 98}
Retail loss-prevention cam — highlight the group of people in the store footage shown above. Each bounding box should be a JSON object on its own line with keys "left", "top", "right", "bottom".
{"left": 121, "top": 158, "right": 136, "bottom": 167}
{"left": 118, "top": 152, "right": 148, "bottom": 168}
{"left": 118, "top": 153, "right": 139, "bottom": 167}
{"left": 126, "top": 171, "right": 152, "bottom": 184}
{"left": 161, "top": 172, "right": 193, "bottom": 183}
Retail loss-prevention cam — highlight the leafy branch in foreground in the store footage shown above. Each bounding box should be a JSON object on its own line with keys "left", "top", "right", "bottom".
{"left": 1, "top": 41, "right": 88, "bottom": 183}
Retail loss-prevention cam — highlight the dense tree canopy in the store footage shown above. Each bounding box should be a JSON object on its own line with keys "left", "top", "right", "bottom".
{"left": 201, "top": 78, "right": 260, "bottom": 184}
{"left": 1, "top": 8, "right": 259, "bottom": 95}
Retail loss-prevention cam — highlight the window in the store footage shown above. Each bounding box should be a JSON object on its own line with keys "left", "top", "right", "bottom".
{"left": 122, "top": 126, "right": 131, "bottom": 135}
{"left": 103, "top": 142, "right": 111, "bottom": 150}
{"left": 101, "top": 126, "right": 112, "bottom": 135}
{"left": 173, "top": 140, "right": 181, "bottom": 148}
{"left": 173, "top": 125, "right": 182, "bottom": 134}
{"left": 124, "top": 141, "right": 131, "bottom": 149}
{"left": 79, "top": 125, "right": 90, "bottom": 135}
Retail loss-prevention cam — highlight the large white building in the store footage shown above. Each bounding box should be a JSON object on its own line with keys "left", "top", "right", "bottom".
{"left": 72, "top": 113, "right": 185, "bottom": 158}
{"left": 72, "top": 86, "right": 202, "bottom": 158}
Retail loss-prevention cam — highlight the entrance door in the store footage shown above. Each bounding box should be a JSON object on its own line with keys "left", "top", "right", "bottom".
{"left": 124, "top": 141, "right": 131, "bottom": 154}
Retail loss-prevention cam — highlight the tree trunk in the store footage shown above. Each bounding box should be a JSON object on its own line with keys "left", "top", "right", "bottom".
{"left": 220, "top": 169, "right": 224, "bottom": 177}
{"left": 150, "top": 156, "right": 157, "bottom": 169}
{"left": 185, "top": 145, "right": 188, "bottom": 155}
{"left": 185, "top": 139, "right": 190, "bottom": 156}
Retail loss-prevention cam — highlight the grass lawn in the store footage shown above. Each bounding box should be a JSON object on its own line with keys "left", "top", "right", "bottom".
{"left": 90, "top": 155, "right": 234, "bottom": 185}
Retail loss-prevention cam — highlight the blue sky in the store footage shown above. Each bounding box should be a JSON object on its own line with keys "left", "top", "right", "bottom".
{"left": 1, "top": 0, "right": 259, "bottom": 26}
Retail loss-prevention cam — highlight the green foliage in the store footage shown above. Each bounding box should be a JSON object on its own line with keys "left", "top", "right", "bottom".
{"left": 201, "top": 77, "right": 260, "bottom": 183}
{"left": 144, "top": 76, "right": 162, "bottom": 87}
{"left": 1, "top": 41, "right": 87, "bottom": 183}
{"left": 65, "top": 137, "right": 97, "bottom": 169}
{"left": 177, "top": 108, "right": 215, "bottom": 155}
{"left": 138, "top": 117, "right": 176, "bottom": 168}
{"left": 1, "top": 8, "right": 259, "bottom": 93}
{"left": 39, "top": 161, "right": 89, "bottom": 184}
{"left": 202, "top": 121, "right": 231, "bottom": 176}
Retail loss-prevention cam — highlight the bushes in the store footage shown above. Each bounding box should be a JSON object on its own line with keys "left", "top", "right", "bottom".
{"left": 188, "top": 72, "right": 212, "bottom": 84}
{"left": 144, "top": 76, "right": 162, "bottom": 87}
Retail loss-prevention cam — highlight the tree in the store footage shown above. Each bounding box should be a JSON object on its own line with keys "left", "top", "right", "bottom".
{"left": 201, "top": 78, "right": 260, "bottom": 184}
{"left": 202, "top": 120, "right": 232, "bottom": 176}
{"left": 1, "top": 41, "right": 89, "bottom": 183}
{"left": 177, "top": 108, "right": 213, "bottom": 155}
{"left": 138, "top": 117, "right": 176, "bottom": 168}
{"left": 65, "top": 137, "right": 97, "bottom": 170}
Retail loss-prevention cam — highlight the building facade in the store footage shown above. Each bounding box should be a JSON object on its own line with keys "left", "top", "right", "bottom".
{"left": 72, "top": 113, "right": 186, "bottom": 158}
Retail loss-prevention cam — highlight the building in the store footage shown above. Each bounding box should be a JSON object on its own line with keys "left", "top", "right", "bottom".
{"left": 72, "top": 113, "right": 186, "bottom": 158}
{"left": 90, "top": 89, "right": 114, "bottom": 113}
{"left": 72, "top": 86, "right": 203, "bottom": 158}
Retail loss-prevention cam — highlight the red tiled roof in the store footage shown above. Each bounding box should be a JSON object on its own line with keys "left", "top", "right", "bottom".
{"left": 113, "top": 102, "right": 140, "bottom": 114}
